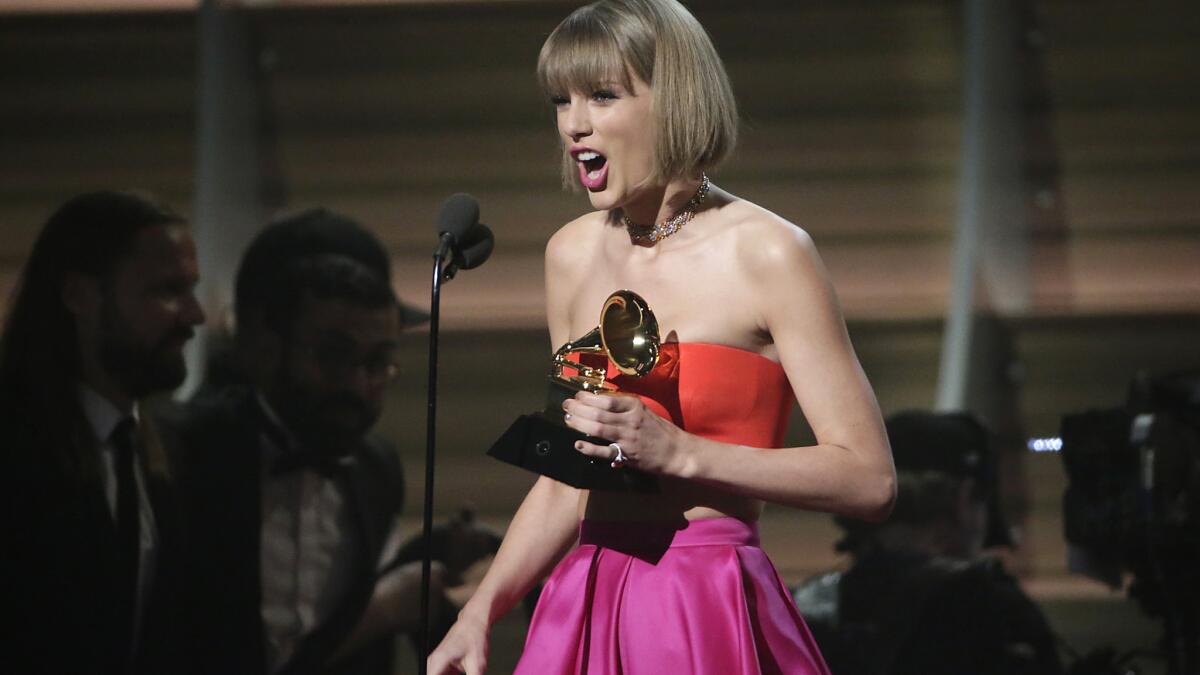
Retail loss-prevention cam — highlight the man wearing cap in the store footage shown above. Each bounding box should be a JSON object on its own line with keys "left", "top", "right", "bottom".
{"left": 792, "top": 410, "right": 1064, "bottom": 675}
{"left": 166, "top": 209, "right": 442, "bottom": 675}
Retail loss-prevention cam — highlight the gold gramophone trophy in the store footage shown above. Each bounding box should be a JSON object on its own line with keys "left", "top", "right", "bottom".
{"left": 487, "top": 290, "right": 660, "bottom": 492}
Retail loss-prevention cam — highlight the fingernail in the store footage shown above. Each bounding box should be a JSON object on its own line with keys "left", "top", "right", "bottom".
{"left": 574, "top": 442, "right": 583, "bottom": 450}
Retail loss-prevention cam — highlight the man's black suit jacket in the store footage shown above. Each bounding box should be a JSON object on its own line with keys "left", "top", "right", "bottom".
{"left": 0, "top": 407, "right": 186, "bottom": 675}
{"left": 167, "top": 386, "right": 405, "bottom": 675}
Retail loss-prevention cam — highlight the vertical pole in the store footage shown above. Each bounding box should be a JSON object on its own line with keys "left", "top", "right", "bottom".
{"left": 184, "top": 0, "right": 266, "bottom": 399}
{"left": 419, "top": 255, "right": 445, "bottom": 675}
{"left": 936, "top": 0, "right": 1027, "bottom": 411}
{"left": 936, "top": 0, "right": 988, "bottom": 411}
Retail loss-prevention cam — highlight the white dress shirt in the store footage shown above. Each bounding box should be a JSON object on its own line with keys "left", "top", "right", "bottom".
{"left": 78, "top": 384, "right": 158, "bottom": 656}
{"left": 256, "top": 395, "right": 359, "bottom": 674}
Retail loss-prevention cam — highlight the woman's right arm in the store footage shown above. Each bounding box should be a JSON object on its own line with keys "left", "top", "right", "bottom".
{"left": 427, "top": 477, "right": 581, "bottom": 675}
{"left": 427, "top": 221, "right": 591, "bottom": 675}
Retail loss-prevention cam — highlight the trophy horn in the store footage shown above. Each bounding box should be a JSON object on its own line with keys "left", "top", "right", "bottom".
{"left": 550, "top": 290, "right": 661, "bottom": 389}
{"left": 600, "top": 290, "right": 660, "bottom": 377}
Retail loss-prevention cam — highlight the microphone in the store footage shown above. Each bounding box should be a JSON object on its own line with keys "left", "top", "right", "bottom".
{"left": 419, "top": 193, "right": 491, "bottom": 670}
{"left": 451, "top": 223, "right": 494, "bottom": 272}
{"left": 434, "top": 193, "right": 479, "bottom": 260}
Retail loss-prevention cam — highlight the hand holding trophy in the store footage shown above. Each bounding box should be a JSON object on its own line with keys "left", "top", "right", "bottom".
{"left": 487, "top": 290, "right": 660, "bottom": 492}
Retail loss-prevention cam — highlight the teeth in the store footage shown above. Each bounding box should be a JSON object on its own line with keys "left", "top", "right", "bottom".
{"left": 588, "top": 170, "right": 602, "bottom": 179}
{"left": 577, "top": 151, "right": 600, "bottom": 161}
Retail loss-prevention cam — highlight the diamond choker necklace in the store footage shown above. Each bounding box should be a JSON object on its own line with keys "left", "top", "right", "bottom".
{"left": 622, "top": 174, "right": 711, "bottom": 245}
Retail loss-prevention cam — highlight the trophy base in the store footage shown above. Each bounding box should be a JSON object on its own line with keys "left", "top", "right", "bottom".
{"left": 487, "top": 412, "right": 658, "bottom": 493}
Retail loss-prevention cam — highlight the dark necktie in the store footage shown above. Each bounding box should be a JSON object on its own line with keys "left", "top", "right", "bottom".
{"left": 109, "top": 418, "right": 141, "bottom": 646}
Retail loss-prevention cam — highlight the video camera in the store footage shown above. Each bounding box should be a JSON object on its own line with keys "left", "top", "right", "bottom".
{"left": 1060, "top": 370, "right": 1200, "bottom": 674}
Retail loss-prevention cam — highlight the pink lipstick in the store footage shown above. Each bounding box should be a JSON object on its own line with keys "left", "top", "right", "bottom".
{"left": 571, "top": 147, "right": 608, "bottom": 191}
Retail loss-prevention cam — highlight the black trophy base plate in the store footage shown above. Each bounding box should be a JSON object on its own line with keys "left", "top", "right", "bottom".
{"left": 487, "top": 412, "right": 657, "bottom": 493}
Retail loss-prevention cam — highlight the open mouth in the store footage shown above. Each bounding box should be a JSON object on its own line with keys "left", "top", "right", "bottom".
{"left": 573, "top": 149, "right": 609, "bottom": 190}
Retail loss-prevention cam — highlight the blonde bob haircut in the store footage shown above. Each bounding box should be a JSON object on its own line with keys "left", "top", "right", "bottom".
{"left": 537, "top": 0, "right": 738, "bottom": 188}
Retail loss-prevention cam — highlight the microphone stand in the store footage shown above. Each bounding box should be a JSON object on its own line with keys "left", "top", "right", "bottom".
{"left": 419, "top": 233, "right": 455, "bottom": 674}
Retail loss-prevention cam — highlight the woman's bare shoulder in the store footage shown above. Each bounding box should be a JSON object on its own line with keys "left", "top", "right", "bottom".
{"left": 719, "top": 199, "right": 818, "bottom": 276}
{"left": 545, "top": 211, "right": 607, "bottom": 345}
{"left": 546, "top": 211, "right": 607, "bottom": 271}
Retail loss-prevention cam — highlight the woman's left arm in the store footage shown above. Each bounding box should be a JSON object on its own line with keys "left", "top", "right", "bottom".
{"left": 565, "top": 221, "right": 895, "bottom": 521}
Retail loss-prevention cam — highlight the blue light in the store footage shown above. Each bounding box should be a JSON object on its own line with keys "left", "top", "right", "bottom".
{"left": 1026, "top": 437, "right": 1063, "bottom": 453}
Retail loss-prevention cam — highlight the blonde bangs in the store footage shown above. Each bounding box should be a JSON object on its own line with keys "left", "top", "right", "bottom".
{"left": 536, "top": 11, "right": 637, "bottom": 99}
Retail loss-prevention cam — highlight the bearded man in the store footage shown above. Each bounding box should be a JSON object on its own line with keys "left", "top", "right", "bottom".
{"left": 167, "top": 209, "right": 440, "bottom": 675}
{"left": 0, "top": 190, "right": 205, "bottom": 674}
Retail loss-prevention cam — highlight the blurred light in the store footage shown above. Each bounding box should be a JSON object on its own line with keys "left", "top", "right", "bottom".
{"left": 1027, "top": 436, "right": 1063, "bottom": 453}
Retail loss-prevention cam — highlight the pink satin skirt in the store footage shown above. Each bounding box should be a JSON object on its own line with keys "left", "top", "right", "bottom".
{"left": 514, "top": 517, "right": 831, "bottom": 675}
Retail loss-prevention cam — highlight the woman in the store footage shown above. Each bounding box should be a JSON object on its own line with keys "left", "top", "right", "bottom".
{"left": 428, "top": 1, "right": 895, "bottom": 673}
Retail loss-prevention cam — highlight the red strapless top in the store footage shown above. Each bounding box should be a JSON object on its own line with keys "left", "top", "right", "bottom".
{"left": 576, "top": 343, "right": 794, "bottom": 449}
